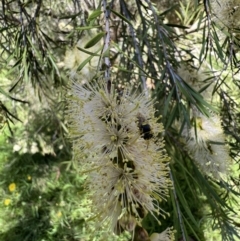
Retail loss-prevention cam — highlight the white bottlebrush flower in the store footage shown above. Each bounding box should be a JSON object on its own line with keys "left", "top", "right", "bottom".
{"left": 150, "top": 227, "right": 175, "bottom": 241}
{"left": 210, "top": 0, "right": 240, "bottom": 31}
{"left": 177, "top": 63, "right": 213, "bottom": 101}
{"left": 68, "top": 79, "right": 171, "bottom": 233}
{"left": 183, "top": 114, "right": 230, "bottom": 179}
{"left": 177, "top": 63, "right": 229, "bottom": 179}
{"left": 64, "top": 32, "right": 101, "bottom": 82}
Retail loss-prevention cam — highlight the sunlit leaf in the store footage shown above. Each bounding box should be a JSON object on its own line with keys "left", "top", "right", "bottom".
{"left": 87, "top": 9, "right": 102, "bottom": 22}
{"left": 84, "top": 32, "right": 104, "bottom": 49}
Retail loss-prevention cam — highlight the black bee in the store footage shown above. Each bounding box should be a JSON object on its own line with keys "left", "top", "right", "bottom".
{"left": 140, "top": 123, "right": 153, "bottom": 140}
{"left": 137, "top": 113, "right": 153, "bottom": 140}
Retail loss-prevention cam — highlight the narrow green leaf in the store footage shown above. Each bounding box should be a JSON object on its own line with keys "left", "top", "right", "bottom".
{"left": 174, "top": 173, "right": 199, "bottom": 227}
{"left": 22, "top": 48, "right": 29, "bottom": 82}
{"left": 170, "top": 188, "right": 191, "bottom": 241}
{"left": 111, "top": 9, "right": 133, "bottom": 26}
{"left": 114, "top": 66, "right": 141, "bottom": 75}
{"left": 183, "top": 215, "right": 202, "bottom": 241}
{"left": 163, "top": 87, "right": 175, "bottom": 117}
{"left": 212, "top": 27, "right": 225, "bottom": 63}
{"left": 159, "top": 4, "right": 179, "bottom": 16}
{"left": 59, "top": 12, "right": 82, "bottom": 19}
{"left": 165, "top": 23, "right": 189, "bottom": 29}
{"left": 76, "top": 25, "right": 101, "bottom": 30}
{"left": 198, "top": 82, "right": 213, "bottom": 93}
{"left": 199, "top": 21, "right": 207, "bottom": 63}
{"left": 0, "top": 102, "right": 22, "bottom": 122}
{"left": 112, "top": 42, "right": 149, "bottom": 77}
{"left": 170, "top": 190, "right": 180, "bottom": 234}
{"left": 197, "top": 11, "right": 204, "bottom": 31}
{"left": 0, "top": 86, "right": 27, "bottom": 103}
{"left": 0, "top": 26, "right": 10, "bottom": 33}
{"left": 84, "top": 32, "right": 104, "bottom": 49}
{"left": 191, "top": 162, "right": 228, "bottom": 207}
{"left": 77, "top": 54, "right": 95, "bottom": 72}
{"left": 165, "top": 103, "right": 178, "bottom": 129}
{"left": 87, "top": 9, "right": 102, "bottom": 22}
{"left": 102, "top": 47, "right": 110, "bottom": 57}
{"left": 180, "top": 102, "right": 191, "bottom": 126}
{"left": 48, "top": 53, "right": 60, "bottom": 76}
{"left": 191, "top": 90, "right": 217, "bottom": 113}
{"left": 208, "top": 141, "right": 225, "bottom": 145}
{"left": 26, "top": 36, "right": 42, "bottom": 61}
{"left": 77, "top": 46, "right": 101, "bottom": 56}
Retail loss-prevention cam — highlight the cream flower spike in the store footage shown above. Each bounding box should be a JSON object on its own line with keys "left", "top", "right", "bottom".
{"left": 177, "top": 63, "right": 230, "bottom": 179}
{"left": 183, "top": 113, "right": 230, "bottom": 179}
{"left": 64, "top": 31, "right": 100, "bottom": 82}
{"left": 68, "top": 79, "right": 171, "bottom": 232}
{"left": 177, "top": 63, "right": 213, "bottom": 101}
{"left": 210, "top": 0, "right": 240, "bottom": 31}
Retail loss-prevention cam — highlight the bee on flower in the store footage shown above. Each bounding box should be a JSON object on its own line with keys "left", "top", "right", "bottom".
{"left": 68, "top": 79, "right": 171, "bottom": 235}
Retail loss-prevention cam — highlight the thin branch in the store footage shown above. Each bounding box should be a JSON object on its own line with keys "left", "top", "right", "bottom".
{"left": 102, "top": 0, "right": 111, "bottom": 85}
